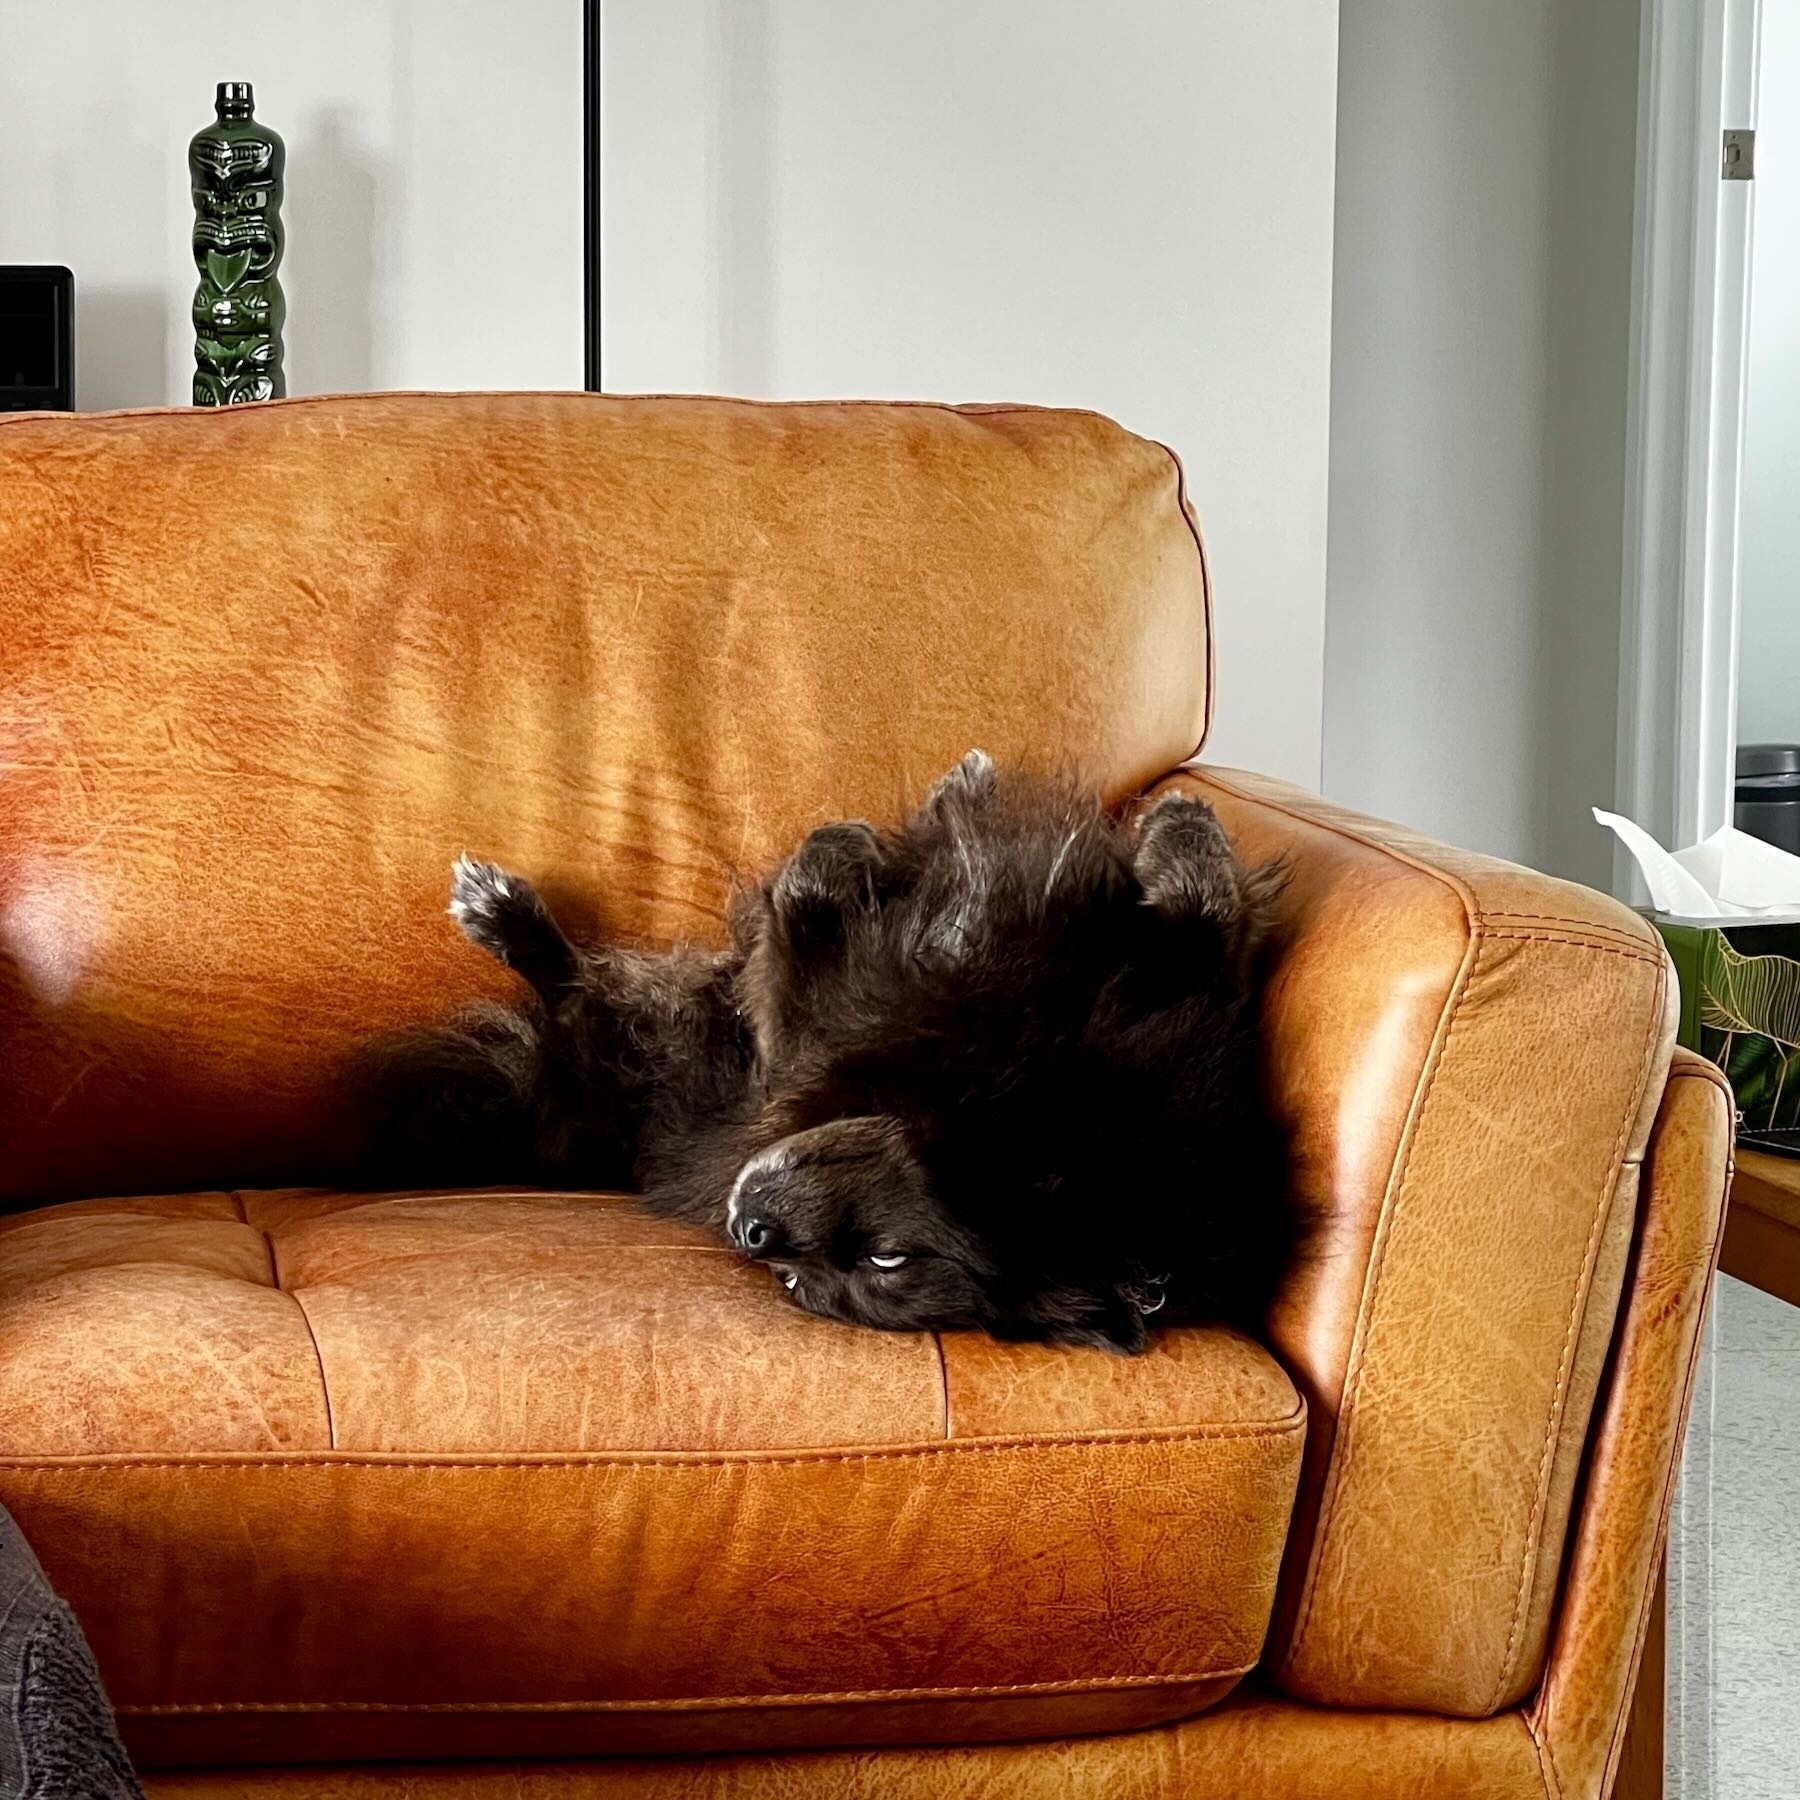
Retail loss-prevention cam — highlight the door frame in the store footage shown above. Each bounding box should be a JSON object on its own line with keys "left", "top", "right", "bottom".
{"left": 1615, "top": 0, "right": 1761, "bottom": 872}
{"left": 1618, "top": 4, "right": 1760, "bottom": 1791}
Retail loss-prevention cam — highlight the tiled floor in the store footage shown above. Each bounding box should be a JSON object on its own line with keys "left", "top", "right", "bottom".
{"left": 1669, "top": 1275, "right": 1800, "bottom": 1797}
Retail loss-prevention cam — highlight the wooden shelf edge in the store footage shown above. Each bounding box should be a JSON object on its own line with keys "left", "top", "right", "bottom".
{"left": 1722, "top": 1150, "right": 1800, "bottom": 1309}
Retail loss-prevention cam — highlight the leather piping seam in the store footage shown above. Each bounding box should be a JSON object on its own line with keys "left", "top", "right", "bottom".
{"left": 1193, "top": 763, "right": 1483, "bottom": 1687}
{"left": 1578, "top": 1070, "right": 1731, "bottom": 1795}
{"left": 1177, "top": 769, "right": 1480, "bottom": 916}
{"left": 1479, "top": 909, "right": 1660, "bottom": 945}
{"left": 1473, "top": 929, "right": 1664, "bottom": 966}
{"left": 1181, "top": 772, "right": 1661, "bottom": 964}
{"left": 1521, "top": 1707, "right": 1565, "bottom": 1800}
{"left": 1488, "top": 952, "right": 1669, "bottom": 1711}
{"left": 1597, "top": 1237, "right": 1725, "bottom": 1793}
{"left": 0, "top": 393, "right": 1140, "bottom": 430}
{"left": 115, "top": 1667, "right": 1253, "bottom": 1715}
{"left": 1188, "top": 771, "right": 1673, "bottom": 1706}
{"left": 1150, "top": 434, "right": 1214, "bottom": 757}
{"left": 0, "top": 1412, "right": 1306, "bottom": 1472}
{"left": 239, "top": 1192, "right": 336, "bottom": 1451}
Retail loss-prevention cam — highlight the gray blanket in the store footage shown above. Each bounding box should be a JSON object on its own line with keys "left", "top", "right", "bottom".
{"left": 0, "top": 1510, "right": 141, "bottom": 1800}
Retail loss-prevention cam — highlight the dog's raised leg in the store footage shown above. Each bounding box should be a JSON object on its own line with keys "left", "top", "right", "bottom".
{"left": 767, "top": 821, "right": 888, "bottom": 934}
{"left": 448, "top": 854, "right": 582, "bottom": 999}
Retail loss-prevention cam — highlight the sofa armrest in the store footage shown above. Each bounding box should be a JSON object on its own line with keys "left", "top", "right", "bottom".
{"left": 1160, "top": 767, "right": 1678, "bottom": 1719}
{"left": 1528, "top": 1049, "right": 1731, "bottom": 1800}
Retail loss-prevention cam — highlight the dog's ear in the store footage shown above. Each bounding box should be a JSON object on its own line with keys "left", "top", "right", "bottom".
{"left": 1134, "top": 794, "right": 1289, "bottom": 967}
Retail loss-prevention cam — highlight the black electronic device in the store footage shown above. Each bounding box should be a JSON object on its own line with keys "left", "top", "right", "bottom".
{"left": 0, "top": 265, "right": 74, "bottom": 411}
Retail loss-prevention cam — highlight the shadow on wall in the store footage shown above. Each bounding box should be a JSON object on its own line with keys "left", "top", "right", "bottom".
{"left": 76, "top": 287, "right": 169, "bottom": 411}
{"left": 286, "top": 105, "right": 383, "bottom": 394}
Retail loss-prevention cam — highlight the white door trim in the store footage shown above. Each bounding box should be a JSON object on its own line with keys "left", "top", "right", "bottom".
{"left": 1616, "top": 0, "right": 1760, "bottom": 876}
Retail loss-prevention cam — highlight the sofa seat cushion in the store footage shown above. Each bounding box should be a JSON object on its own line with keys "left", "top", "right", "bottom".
{"left": 0, "top": 1189, "right": 1304, "bottom": 1769}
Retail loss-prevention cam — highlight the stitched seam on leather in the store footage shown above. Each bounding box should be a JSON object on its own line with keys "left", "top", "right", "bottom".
{"left": 1670, "top": 1051, "right": 1734, "bottom": 1100}
{"left": 1591, "top": 1071, "right": 1730, "bottom": 1795}
{"left": 1474, "top": 929, "right": 1664, "bottom": 966}
{"left": 1279, "top": 925, "right": 1664, "bottom": 1703}
{"left": 1480, "top": 910, "right": 1657, "bottom": 945}
{"left": 1275, "top": 913, "right": 1481, "bottom": 1685}
{"left": 0, "top": 1412, "right": 1305, "bottom": 1472}
{"left": 1525, "top": 1067, "right": 1723, "bottom": 1759}
{"left": 1128, "top": 773, "right": 1680, "bottom": 1706}
{"left": 1184, "top": 779, "right": 1661, "bottom": 963}
{"left": 1174, "top": 767, "right": 1490, "bottom": 1689}
{"left": 242, "top": 1193, "right": 336, "bottom": 1451}
{"left": 1488, "top": 951, "right": 1667, "bottom": 1713}
{"left": 1176, "top": 771, "right": 1484, "bottom": 916}
{"left": 1522, "top": 1708, "right": 1565, "bottom": 1800}
{"left": 1058, "top": 763, "right": 1677, "bottom": 1713}
{"left": 115, "top": 1667, "right": 1253, "bottom": 1714}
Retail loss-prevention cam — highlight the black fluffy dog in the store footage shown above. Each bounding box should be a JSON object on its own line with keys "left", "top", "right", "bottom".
{"left": 359, "top": 751, "right": 1294, "bottom": 1353}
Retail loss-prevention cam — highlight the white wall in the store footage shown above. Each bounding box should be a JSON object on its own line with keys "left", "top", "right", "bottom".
{"left": 0, "top": 0, "right": 582, "bottom": 407}
{"left": 1738, "top": 0, "right": 1800, "bottom": 747}
{"left": 600, "top": 0, "right": 1341, "bottom": 789}
{"left": 1324, "top": 0, "right": 1641, "bottom": 887}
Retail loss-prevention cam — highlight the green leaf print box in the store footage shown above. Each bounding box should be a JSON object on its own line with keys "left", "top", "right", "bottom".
{"left": 1654, "top": 917, "right": 1800, "bottom": 1152}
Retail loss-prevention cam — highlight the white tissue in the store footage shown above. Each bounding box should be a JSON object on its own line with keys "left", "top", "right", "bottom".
{"left": 1594, "top": 809, "right": 1800, "bottom": 922}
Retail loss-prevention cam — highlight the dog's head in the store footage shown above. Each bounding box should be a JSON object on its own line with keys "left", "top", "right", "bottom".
{"left": 718, "top": 751, "right": 1283, "bottom": 1353}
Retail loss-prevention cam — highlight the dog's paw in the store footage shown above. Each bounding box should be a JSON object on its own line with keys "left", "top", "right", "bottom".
{"left": 448, "top": 854, "right": 524, "bottom": 943}
{"left": 445, "top": 854, "right": 582, "bottom": 998}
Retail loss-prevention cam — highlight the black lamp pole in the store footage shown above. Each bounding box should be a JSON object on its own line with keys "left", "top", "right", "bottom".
{"left": 583, "top": 0, "right": 602, "bottom": 391}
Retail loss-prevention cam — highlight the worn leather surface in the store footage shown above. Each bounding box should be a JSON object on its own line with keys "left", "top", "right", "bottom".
{"left": 0, "top": 1187, "right": 1303, "bottom": 1767}
{"left": 1529, "top": 1051, "right": 1733, "bottom": 1800}
{"left": 124, "top": 1042, "right": 1734, "bottom": 1797}
{"left": 1163, "top": 769, "right": 1677, "bottom": 1719}
{"left": 140, "top": 1690, "right": 1552, "bottom": 1799}
{"left": 0, "top": 394, "right": 1210, "bottom": 1206}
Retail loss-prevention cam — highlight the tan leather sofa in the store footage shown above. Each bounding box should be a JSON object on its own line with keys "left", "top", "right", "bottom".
{"left": 0, "top": 394, "right": 1727, "bottom": 1798}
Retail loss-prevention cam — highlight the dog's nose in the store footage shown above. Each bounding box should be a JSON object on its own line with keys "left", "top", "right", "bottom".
{"left": 735, "top": 1214, "right": 784, "bottom": 1258}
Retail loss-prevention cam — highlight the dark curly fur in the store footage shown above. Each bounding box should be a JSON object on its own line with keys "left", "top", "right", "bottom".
{"left": 356, "top": 752, "right": 1295, "bottom": 1353}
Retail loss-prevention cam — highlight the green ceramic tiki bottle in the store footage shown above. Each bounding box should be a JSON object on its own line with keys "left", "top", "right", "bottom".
{"left": 190, "top": 81, "right": 286, "bottom": 404}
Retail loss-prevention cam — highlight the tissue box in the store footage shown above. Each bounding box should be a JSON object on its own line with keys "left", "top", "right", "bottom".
{"left": 1654, "top": 917, "right": 1800, "bottom": 1145}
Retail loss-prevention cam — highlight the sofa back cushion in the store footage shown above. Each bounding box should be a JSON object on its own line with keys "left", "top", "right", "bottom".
{"left": 0, "top": 393, "right": 1209, "bottom": 1203}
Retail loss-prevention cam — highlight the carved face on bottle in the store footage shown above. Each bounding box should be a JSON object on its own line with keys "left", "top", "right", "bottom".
{"left": 190, "top": 134, "right": 284, "bottom": 335}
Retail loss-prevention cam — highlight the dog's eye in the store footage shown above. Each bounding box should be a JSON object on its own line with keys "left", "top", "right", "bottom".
{"left": 866, "top": 1253, "right": 910, "bottom": 1270}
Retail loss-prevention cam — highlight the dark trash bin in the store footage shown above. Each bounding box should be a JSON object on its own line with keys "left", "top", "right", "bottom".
{"left": 1736, "top": 744, "right": 1800, "bottom": 855}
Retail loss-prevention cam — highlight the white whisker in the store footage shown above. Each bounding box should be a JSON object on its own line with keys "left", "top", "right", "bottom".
{"left": 1044, "top": 824, "right": 1080, "bottom": 897}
